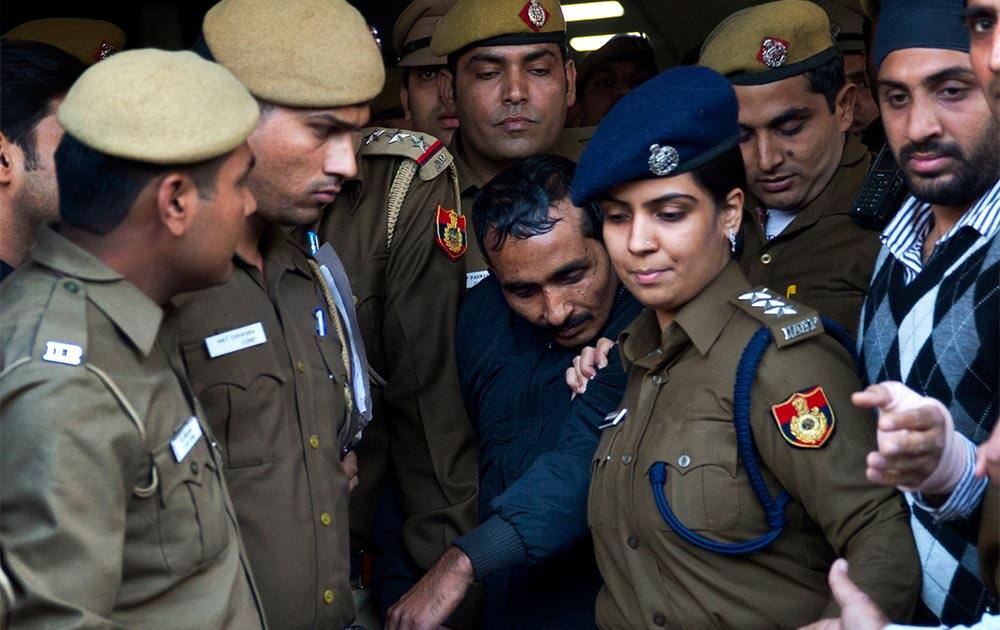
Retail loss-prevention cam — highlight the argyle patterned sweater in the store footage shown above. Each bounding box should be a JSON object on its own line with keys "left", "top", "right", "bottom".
{"left": 859, "top": 228, "right": 999, "bottom": 625}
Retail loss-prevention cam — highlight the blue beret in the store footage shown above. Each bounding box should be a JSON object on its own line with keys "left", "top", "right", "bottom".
{"left": 571, "top": 65, "right": 740, "bottom": 207}
{"left": 873, "top": 0, "right": 969, "bottom": 73}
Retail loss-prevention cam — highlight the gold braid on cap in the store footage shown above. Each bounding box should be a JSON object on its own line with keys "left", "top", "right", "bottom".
{"left": 306, "top": 259, "right": 354, "bottom": 415}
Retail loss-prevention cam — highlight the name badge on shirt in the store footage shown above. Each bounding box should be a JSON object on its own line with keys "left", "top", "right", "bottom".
{"left": 204, "top": 322, "right": 267, "bottom": 358}
{"left": 171, "top": 416, "right": 203, "bottom": 462}
{"left": 598, "top": 408, "right": 627, "bottom": 430}
{"left": 466, "top": 270, "right": 489, "bottom": 289}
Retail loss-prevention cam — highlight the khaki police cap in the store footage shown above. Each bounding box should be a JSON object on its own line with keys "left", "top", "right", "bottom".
{"left": 700, "top": 0, "right": 840, "bottom": 85}
{"left": 4, "top": 18, "right": 125, "bottom": 65}
{"left": 204, "top": 0, "right": 385, "bottom": 108}
{"left": 58, "top": 49, "right": 259, "bottom": 164}
{"left": 817, "top": 0, "right": 867, "bottom": 52}
{"left": 394, "top": 0, "right": 456, "bottom": 67}
{"left": 430, "top": 0, "right": 565, "bottom": 57}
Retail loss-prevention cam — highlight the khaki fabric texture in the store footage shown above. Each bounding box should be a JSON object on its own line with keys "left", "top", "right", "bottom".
{"left": 431, "top": 0, "right": 565, "bottom": 56}
{"left": 204, "top": 0, "right": 385, "bottom": 107}
{"left": 739, "top": 135, "right": 878, "bottom": 338}
{"left": 4, "top": 17, "right": 125, "bottom": 64}
{"left": 588, "top": 262, "right": 920, "bottom": 629}
{"left": 173, "top": 227, "right": 356, "bottom": 629}
{"left": 700, "top": 0, "right": 837, "bottom": 82}
{"left": 58, "top": 49, "right": 258, "bottom": 164}
{"left": 0, "top": 226, "right": 265, "bottom": 629}
{"left": 394, "top": 0, "right": 456, "bottom": 66}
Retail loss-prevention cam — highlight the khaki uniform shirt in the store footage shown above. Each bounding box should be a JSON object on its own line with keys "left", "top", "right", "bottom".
{"left": 740, "top": 135, "right": 879, "bottom": 338}
{"left": 0, "top": 227, "right": 265, "bottom": 629}
{"left": 173, "top": 227, "right": 354, "bottom": 629}
{"left": 315, "top": 134, "right": 480, "bottom": 579}
{"left": 588, "top": 262, "right": 919, "bottom": 629}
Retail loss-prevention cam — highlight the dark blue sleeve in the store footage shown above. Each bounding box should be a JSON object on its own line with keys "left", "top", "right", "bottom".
{"left": 454, "top": 347, "right": 628, "bottom": 576}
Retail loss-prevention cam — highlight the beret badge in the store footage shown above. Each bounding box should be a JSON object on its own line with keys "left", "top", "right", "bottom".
{"left": 93, "top": 40, "right": 119, "bottom": 62}
{"left": 757, "top": 37, "right": 789, "bottom": 68}
{"left": 520, "top": 0, "right": 549, "bottom": 31}
{"left": 648, "top": 143, "right": 680, "bottom": 176}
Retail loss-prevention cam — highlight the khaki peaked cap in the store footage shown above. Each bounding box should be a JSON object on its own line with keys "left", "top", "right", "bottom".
{"left": 4, "top": 18, "right": 125, "bottom": 65}
{"left": 431, "top": 0, "right": 565, "bottom": 57}
{"left": 58, "top": 49, "right": 259, "bottom": 164}
{"left": 204, "top": 0, "right": 385, "bottom": 108}
{"left": 393, "top": 0, "right": 456, "bottom": 66}
{"left": 700, "top": 0, "right": 839, "bottom": 85}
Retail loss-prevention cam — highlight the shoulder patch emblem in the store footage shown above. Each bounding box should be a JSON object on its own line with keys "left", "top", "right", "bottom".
{"left": 770, "top": 386, "right": 835, "bottom": 448}
{"left": 435, "top": 205, "right": 467, "bottom": 261}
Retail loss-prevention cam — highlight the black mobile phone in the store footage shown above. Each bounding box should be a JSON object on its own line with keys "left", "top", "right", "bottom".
{"left": 851, "top": 144, "right": 907, "bottom": 229}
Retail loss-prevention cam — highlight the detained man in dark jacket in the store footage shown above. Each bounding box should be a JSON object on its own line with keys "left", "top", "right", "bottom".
{"left": 386, "top": 155, "right": 641, "bottom": 629}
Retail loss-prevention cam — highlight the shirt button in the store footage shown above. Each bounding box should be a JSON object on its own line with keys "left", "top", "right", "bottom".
{"left": 63, "top": 280, "right": 79, "bottom": 293}
{"left": 320, "top": 512, "right": 332, "bottom": 526}
{"left": 760, "top": 253, "right": 773, "bottom": 264}
{"left": 653, "top": 613, "right": 666, "bottom": 626}
{"left": 621, "top": 453, "right": 633, "bottom": 465}
{"left": 646, "top": 348, "right": 663, "bottom": 359}
{"left": 296, "top": 360, "right": 306, "bottom": 373}
{"left": 309, "top": 435, "right": 320, "bottom": 449}
{"left": 190, "top": 462, "right": 199, "bottom": 475}
{"left": 323, "top": 589, "right": 334, "bottom": 605}
{"left": 651, "top": 374, "right": 664, "bottom": 386}
{"left": 678, "top": 454, "right": 691, "bottom": 468}
{"left": 627, "top": 535, "right": 639, "bottom": 549}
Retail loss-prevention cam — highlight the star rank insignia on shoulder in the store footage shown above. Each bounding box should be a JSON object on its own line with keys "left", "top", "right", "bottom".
{"left": 770, "top": 386, "right": 835, "bottom": 448}
{"left": 359, "top": 127, "right": 453, "bottom": 180}
{"left": 435, "top": 205, "right": 467, "bottom": 261}
{"left": 731, "top": 286, "right": 824, "bottom": 348}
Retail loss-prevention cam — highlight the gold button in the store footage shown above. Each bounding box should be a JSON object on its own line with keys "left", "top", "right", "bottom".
{"left": 323, "top": 589, "right": 334, "bottom": 604}
{"left": 296, "top": 360, "right": 306, "bottom": 373}
{"left": 760, "top": 253, "right": 773, "bottom": 264}
{"left": 309, "top": 435, "right": 320, "bottom": 449}
{"left": 320, "top": 512, "right": 332, "bottom": 526}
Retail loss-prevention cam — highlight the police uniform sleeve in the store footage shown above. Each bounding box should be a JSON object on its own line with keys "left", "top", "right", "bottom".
{"left": 750, "top": 333, "right": 921, "bottom": 621}
{"left": 1, "top": 363, "right": 144, "bottom": 627}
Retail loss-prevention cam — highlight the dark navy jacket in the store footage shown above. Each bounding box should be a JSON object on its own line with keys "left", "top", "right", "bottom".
{"left": 453, "top": 275, "right": 640, "bottom": 630}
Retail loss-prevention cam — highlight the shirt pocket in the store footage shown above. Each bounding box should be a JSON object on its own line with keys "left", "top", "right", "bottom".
{"left": 641, "top": 421, "right": 741, "bottom": 533}
{"left": 588, "top": 422, "right": 625, "bottom": 529}
{"left": 151, "top": 421, "right": 231, "bottom": 577}
{"left": 182, "top": 339, "right": 292, "bottom": 468}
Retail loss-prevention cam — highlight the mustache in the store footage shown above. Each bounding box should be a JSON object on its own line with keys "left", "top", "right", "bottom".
{"left": 898, "top": 139, "right": 964, "bottom": 163}
{"left": 540, "top": 311, "right": 592, "bottom": 334}
{"left": 309, "top": 176, "right": 344, "bottom": 193}
{"left": 491, "top": 104, "right": 541, "bottom": 125}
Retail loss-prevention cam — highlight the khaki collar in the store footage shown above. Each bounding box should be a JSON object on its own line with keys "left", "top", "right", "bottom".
{"left": 620, "top": 262, "right": 746, "bottom": 369}
{"left": 452, "top": 134, "right": 487, "bottom": 195}
{"left": 31, "top": 225, "right": 163, "bottom": 356}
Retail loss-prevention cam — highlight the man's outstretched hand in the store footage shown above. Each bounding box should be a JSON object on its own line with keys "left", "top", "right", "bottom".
{"left": 386, "top": 546, "right": 475, "bottom": 630}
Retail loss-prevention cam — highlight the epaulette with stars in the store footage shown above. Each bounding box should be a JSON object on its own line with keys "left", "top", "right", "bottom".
{"left": 730, "top": 287, "right": 825, "bottom": 348}
{"left": 359, "top": 127, "right": 453, "bottom": 181}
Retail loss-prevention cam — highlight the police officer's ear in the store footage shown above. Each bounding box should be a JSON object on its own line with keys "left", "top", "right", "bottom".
{"left": 0, "top": 132, "right": 22, "bottom": 186}
{"left": 438, "top": 68, "right": 457, "bottom": 112}
{"left": 154, "top": 173, "right": 202, "bottom": 237}
{"left": 719, "top": 187, "right": 745, "bottom": 236}
{"left": 833, "top": 82, "right": 859, "bottom": 134}
{"left": 564, "top": 57, "right": 578, "bottom": 109}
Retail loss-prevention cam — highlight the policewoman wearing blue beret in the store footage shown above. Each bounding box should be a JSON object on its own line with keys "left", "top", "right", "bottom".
{"left": 569, "top": 66, "right": 920, "bottom": 629}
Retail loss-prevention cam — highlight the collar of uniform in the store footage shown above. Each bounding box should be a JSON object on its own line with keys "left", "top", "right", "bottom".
{"left": 261, "top": 225, "right": 313, "bottom": 277}
{"left": 618, "top": 307, "right": 663, "bottom": 371}
{"left": 31, "top": 225, "right": 163, "bottom": 356}
{"left": 452, "top": 134, "right": 487, "bottom": 196}
{"left": 672, "top": 261, "right": 744, "bottom": 356}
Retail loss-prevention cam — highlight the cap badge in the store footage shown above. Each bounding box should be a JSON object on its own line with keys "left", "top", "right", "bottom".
{"left": 648, "top": 144, "right": 680, "bottom": 176}
{"left": 520, "top": 0, "right": 549, "bottom": 32}
{"left": 93, "top": 40, "right": 119, "bottom": 62}
{"left": 757, "top": 37, "right": 789, "bottom": 68}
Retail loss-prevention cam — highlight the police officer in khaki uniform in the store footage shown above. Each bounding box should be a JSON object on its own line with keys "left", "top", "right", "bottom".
{"left": 0, "top": 48, "right": 264, "bottom": 628}
{"left": 700, "top": 0, "right": 881, "bottom": 337}
{"left": 569, "top": 65, "right": 919, "bottom": 629}
{"left": 431, "top": 0, "right": 586, "bottom": 277}
{"left": 173, "top": 1, "right": 383, "bottom": 627}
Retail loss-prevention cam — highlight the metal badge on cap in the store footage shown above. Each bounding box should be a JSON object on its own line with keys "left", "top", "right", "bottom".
{"left": 757, "top": 37, "right": 789, "bottom": 68}
{"left": 520, "top": 0, "right": 549, "bottom": 31}
{"left": 648, "top": 143, "right": 680, "bottom": 176}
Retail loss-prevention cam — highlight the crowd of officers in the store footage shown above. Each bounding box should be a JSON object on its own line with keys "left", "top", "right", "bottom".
{"left": 0, "top": 0, "right": 997, "bottom": 628}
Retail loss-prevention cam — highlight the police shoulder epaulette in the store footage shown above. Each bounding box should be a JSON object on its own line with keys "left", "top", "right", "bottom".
{"left": 30, "top": 277, "right": 90, "bottom": 367}
{"left": 358, "top": 127, "right": 453, "bottom": 181}
{"left": 730, "top": 286, "right": 824, "bottom": 348}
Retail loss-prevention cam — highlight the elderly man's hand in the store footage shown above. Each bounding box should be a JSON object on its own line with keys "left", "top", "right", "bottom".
{"left": 386, "top": 546, "right": 474, "bottom": 630}
{"left": 852, "top": 381, "right": 962, "bottom": 499}
{"left": 798, "top": 559, "right": 889, "bottom": 630}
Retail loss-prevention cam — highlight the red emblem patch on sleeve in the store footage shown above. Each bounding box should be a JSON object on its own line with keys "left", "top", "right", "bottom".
{"left": 770, "top": 386, "right": 835, "bottom": 448}
{"left": 435, "top": 205, "right": 467, "bottom": 261}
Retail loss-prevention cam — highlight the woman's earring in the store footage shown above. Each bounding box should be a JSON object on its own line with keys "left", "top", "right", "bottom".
{"left": 727, "top": 229, "right": 737, "bottom": 253}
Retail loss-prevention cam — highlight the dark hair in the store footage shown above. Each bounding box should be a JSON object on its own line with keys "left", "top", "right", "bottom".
{"left": 802, "top": 53, "right": 847, "bottom": 113}
{"left": 472, "top": 154, "right": 601, "bottom": 263}
{"left": 0, "top": 38, "right": 85, "bottom": 169}
{"left": 55, "top": 134, "right": 227, "bottom": 235}
{"left": 688, "top": 144, "right": 747, "bottom": 208}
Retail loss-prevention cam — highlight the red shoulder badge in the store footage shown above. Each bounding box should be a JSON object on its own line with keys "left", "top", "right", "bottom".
{"left": 770, "top": 386, "right": 835, "bottom": 448}
{"left": 435, "top": 205, "right": 467, "bottom": 261}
